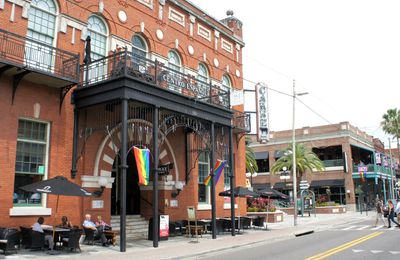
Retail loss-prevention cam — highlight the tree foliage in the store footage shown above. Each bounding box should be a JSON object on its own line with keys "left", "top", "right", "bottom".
{"left": 381, "top": 108, "right": 400, "bottom": 159}
{"left": 245, "top": 137, "right": 258, "bottom": 174}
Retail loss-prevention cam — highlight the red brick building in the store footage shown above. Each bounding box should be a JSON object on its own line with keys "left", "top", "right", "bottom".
{"left": 0, "top": 0, "right": 248, "bottom": 243}
{"left": 249, "top": 122, "right": 398, "bottom": 211}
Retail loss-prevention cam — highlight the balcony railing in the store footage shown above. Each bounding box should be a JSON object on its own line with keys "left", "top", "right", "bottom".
{"left": 232, "top": 110, "right": 250, "bottom": 133}
{"left": 0, "top": 28, "right": 80, "bottom": 83}
{"left": 78, "top": 50, "right": 230, "bottom": 109}
{"left": 322, "top": 159, "right": 344, "bottom": 167}
{"left": 352, "top": 163, "right": 396, "bottom": 175}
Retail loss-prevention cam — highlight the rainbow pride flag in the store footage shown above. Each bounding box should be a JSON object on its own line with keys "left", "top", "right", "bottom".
{"left": 133, "top": 146, "right": 150, "bottom": 186}
{"left": 204, "top": 160, "right": 227, "bottom": 186}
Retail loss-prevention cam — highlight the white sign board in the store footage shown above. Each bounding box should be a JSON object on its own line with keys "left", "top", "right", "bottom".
{"left": 256, "top": 83, "right": 269, "bottom": 142}
{"left": 230, "top": 89, "right": 244, "bottom": 106}
{"left": 92, "top": 200, "right": 104, "bottom": 209}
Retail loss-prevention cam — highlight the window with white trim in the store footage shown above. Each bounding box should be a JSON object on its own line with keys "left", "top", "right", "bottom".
{"left": 132, "top": 34, "right": 148, "bottom": 73}
{"left": 223, "top": 155, "right": 231, "bottom": 189}
{"left": 198, "top": 151, "right": 210, "bottom": 204}
{"left": 197, "top": 63, "right": 209, "bottom": 98}
{"left": 87, "top": 16, "right": 108, "bottom": 83}
{"left": 25, "top": 0, "right": 57, "bottom": 72}
{"left": 167, "top": 50, "right": 182, "bottom": 92}
{"left": 222, "top": 74, "right": 232, "bottom": 91}
{"left": 13, "top": 119, "right": 49, "bottom": 207}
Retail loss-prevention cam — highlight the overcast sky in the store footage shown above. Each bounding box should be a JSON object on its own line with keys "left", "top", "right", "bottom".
{"left": 190, "top": 0, "right": 400, "bottom": 147}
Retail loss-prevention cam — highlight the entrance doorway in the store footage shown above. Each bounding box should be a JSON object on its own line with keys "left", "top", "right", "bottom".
{"left": 111, "top": 151, "right": 141, "bottom": 215}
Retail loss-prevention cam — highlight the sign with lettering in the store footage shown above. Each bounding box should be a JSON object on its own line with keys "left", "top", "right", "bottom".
{"left": 187, "top": 206, "right": 196, "bottom": 221}
{"left": 159, "top": 215, "right": 169, "bottom": 237}
{"left": 256, "top": 83, "right": 269, "bottom": 142}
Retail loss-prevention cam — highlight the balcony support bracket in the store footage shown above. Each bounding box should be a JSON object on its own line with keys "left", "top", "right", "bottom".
{"left": 12, "top": 70, "right": 30, "bottom": 105}
{"left": 0, "top": 65, "right": 13, "bottom": 78}
{"left": 59, "top": 84, "right": 76, "bottom": 113}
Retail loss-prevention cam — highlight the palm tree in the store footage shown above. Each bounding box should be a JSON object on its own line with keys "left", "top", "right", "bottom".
{"left": 270, "top": 143, "right": 324, "bottom": 190}
{"left": 245, "top": 137, "right": 258, "bottom": 174}
{"left": 381, "top": 108, "right": 400, "bottom": 161}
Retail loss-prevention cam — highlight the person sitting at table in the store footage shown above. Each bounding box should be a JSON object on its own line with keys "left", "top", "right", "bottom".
{"left": 58, "top": 216, "right": 73, "bottom": 229}
{"left": 83, "top": 214, "right": 109, "bottom": 246}
{"left": 32, "top": 216, "right": 54, "bottom": 251}
{"left": 95, "top": 215, "right": 111, "bottom": 231}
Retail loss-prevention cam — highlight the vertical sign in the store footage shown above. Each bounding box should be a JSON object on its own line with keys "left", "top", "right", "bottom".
{"left": 159, "top": 215, "right": 169, "bottom": 238}
{"left": 256, "top": 83, "right": 269, "bottom": 143}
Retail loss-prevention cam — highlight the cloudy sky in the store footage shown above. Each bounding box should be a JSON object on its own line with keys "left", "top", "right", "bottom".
{"left": 190, "top": 0, "right": 400, "bottom": 147}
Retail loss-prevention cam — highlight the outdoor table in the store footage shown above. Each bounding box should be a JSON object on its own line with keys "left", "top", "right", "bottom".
{"left": 41, "top": 225, "right": 70, "bottom": 249}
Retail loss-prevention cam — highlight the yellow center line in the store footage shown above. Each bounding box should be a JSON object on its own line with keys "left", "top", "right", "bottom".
{"left": 305, "top": 231, "right": 383, "bottom": 260}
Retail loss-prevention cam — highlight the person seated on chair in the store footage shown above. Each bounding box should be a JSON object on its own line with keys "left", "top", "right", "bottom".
{"left": 95, "top": 215, "right": 111, "bottom": 231}
{"left": 58, "top": 216, "right": 73, "bottom": 229}
{"left": 32, "top": 216, "right": 54, "bottom": 251}
{"left": 83, "top": 214, "right": 109, "bottom": 246}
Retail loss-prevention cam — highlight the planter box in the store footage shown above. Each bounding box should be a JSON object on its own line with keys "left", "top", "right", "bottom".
{"left": 278, "top": 205, "right": 346, "bottom": 215}
{"left": 247, "top": 211, "right": 284, "bottom": 223}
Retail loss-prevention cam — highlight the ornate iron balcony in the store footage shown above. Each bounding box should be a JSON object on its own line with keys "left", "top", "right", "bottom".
{"left": 78, "top": 49, "right": 231, "bottom": 109}
{"left": 232, "top": 110, "right": 250, "bottom": 133}
{"left": 0, "top": 28, "right": 80, "bottom": 85}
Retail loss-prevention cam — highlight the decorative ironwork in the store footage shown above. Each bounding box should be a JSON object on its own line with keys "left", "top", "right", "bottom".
{"left": 78, "top": 50, "right": 230, "bottom": 109}
{"left": 0, "top": 28, "right": 80, "bottom": 83}
{"left": 59, "top": 84, "right": 76, "bottom": 113}
{"left": 232, "top": 110, "right": 251, "bottom": 133}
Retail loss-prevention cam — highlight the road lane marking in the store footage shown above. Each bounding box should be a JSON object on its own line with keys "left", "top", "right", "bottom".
{"left": 356, "top": 225, "right": 370, "bottom": 230}
{"left": 352, "top": 249, "right": 364, "bottom": 253}
{"left": 371, "top": 250, "right": 383, "bottom": 254}
{"left": 305, "top": 232, "right": 383, "bottom": 260}
{"left": 389, "top": 251, "right": 400, "bottom": 254}
{"left": 371, "top": 225, "right": 384, "bottom": 230}
{"left": 342, "top": 226, "right": 357, "bottom": 230}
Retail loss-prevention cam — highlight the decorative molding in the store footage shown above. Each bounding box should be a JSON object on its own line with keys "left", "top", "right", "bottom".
{"left": 6, "top": 0, "right": 29, "bottom": 18}
{"left": 118, "top": 10, "right": 127, "bottom": 23}
{"left": 10, "top": 207, "right": 52, "bottom": 216}
{"left": 138, "top": 0, "right": 153, "bottom": 9}
{"left": 10, "top": 3, "right": 15, "bottom": 22}
{"left": 0, "top": 0, "right": 4, "bottom": 10}
{"left": 197, "top": 23, "right": 211, "bottom": 41}
{"left": 175, "top": 38, "right": 179, "bottom": 49}
{"left": 221, "top": 38, "right": 233, "bottom": 53}
{"left": 99, "top": 0, "right": 104, "bottom": 13}
{"left": 213, "top": 58, "right": 219, "bottom": 67}
{"left": 59, "top": 15, "right": 87, "bottom": 36}
{"left": 140, "top": 21, "right": 145, "bottom": 32}
{"left": 156, "top": 29, "right": 164, "bottom": 40}
{"left": 169, "top": 7, "right": 185, "bottom": 27}
{"left": 110, "top": 35, "right": 130, "bottom": 51}
{"left": 188, "top": 45, "right": 194, "bottom": 55}
{"left": 235, "top": 69, "right": 240, "bottom": 78}
{"left": 81, "top": 175, "right": 114, "bottom": 189}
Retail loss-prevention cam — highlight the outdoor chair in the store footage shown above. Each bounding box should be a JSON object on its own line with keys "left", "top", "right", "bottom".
{"left": 240, "top": 217, "right": 252, "bottom": 229}
{"left": 0, "top": 228, "right": 20, "bottom": 255}
{"left": 83, "top": 228, "right": 101, "bottom": 245}
{"left": 252, "top": 216, "right": 267, "bottom": 230}
{"left": 19, "top": 226, "right": 32, "bottom": 249}
{"left": 30, "top": 230, "right": 46, "bottom": 250}
{"left": 61, "top": 229, "right": 82, "bottom": 252}
{"left": 168, "top": 221, "right": 183, "bottom": 237}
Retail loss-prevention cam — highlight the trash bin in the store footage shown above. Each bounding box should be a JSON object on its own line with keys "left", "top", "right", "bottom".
{"left": 148, "top": 215, "right": 169, "bottom": 241}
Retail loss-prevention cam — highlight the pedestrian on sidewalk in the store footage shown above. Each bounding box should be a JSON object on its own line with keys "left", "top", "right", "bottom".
{"left": 374, "top": 198, "right": 386, "bottom": 227}
{"left": 387, "top": 200, "right": 400, "bottom": 228}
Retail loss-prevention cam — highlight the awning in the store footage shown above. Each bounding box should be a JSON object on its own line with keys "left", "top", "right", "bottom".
{"left": 272, "top": 182, "right": 288, "bottom": 189}
{"left": 252, "top": 183, "right": 270, "bottom": 191}
{"left": 310, "top": 179, "right": 345, "bottom": 188}
{"left": 255, "top": 151, "right": 269, "bottom": 160}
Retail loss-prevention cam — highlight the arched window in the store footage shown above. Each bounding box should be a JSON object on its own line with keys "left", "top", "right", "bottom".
{"left": 197, "top": 63, "right": 209, "bottom": 98}
{"left": 132, "top": 34, "right": 148, "bottom": 59}
{"left": 222, "top": 75, "right": 232, "bottom": 90}
{"left": 26, "top": 0, "right": 57, "bottom": 70}
{"left": 87, "top": 16, "right": 108, "bottom": 61}
{"left": 27, "top": 0, "right": 57, "bottom": 45}
{"left": 197, "top": 63, "right": 209, "bottom": 83}
{"left": 168, "top": 50, "right": 181, "bottom": 72}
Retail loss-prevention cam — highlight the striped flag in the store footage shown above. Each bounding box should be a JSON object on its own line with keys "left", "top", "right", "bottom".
{"left": 133, "top": 146, "right": 150, "bottom": 186}
{"left": 204, "top": 160, "right": 227, "bottom": 186}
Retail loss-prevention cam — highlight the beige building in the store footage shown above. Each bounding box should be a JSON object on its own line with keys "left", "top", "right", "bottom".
{"left": 248, "top": 122, "right": 399, "bottom": 211}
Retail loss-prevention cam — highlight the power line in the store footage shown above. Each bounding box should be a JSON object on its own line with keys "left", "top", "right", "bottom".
{"left": 296, "top": 97, "right": 333, "bottom": 125}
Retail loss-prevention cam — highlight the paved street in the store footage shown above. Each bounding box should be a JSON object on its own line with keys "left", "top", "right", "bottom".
{"left": 194, "top": 219, "right": 400, "bottom": 260}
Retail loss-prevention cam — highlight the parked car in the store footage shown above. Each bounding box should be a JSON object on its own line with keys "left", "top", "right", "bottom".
{"left": 383, "top": 201, "right": 398, "bottom": 218}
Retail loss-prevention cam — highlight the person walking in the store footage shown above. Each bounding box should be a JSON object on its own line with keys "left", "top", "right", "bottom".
{"left": 374, "top": 198, "right": 386, "bottom": 227}
{"left": 387, "top": 200, "right": 400, "bottom": 228}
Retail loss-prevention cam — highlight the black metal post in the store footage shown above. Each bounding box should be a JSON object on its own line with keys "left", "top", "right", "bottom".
{"left": 120, "top": 98, "right": 128, "bottom": 252}
{"left": 229, "top": 126, "right": 236, "bottom": 236}
{"left": 71, "top": 108, "right": 79, "bottom": 179}
{"left": 210, "top": 122, "right": 216, "bottom": 239}
{"left": 152, "top": 106, "right": 159, "bottom": 248}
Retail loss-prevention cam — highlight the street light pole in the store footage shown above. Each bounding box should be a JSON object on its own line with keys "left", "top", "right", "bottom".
{"left": 291, "top": 79, "right": 308, "bottom": 227}
{"left": 292, "top": 79, "right": 297, "bottom": 227}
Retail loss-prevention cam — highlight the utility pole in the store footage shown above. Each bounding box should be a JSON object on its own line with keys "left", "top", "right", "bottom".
{"left": 389, "top": 138, "right": 395, "bottom": 199}
{"left": 292, "top": 79, "right": 297, "bottom": 227}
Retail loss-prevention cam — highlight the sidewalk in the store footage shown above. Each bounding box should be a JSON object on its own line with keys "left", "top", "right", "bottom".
{"left": 1, "top": 211, "right": 373, "bottom": 260}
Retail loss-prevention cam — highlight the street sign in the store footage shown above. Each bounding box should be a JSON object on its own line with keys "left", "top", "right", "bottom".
{"left": 299, "top": 180, "right": 309, "bottom": 190}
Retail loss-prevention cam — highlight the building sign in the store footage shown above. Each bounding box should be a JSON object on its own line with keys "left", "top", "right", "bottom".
{"left": 92, "top": 200, "right": 104, "bottom": 209}
{"left": 230, "top": 89, "right": 243, "bottom": 106}
{"left": 187, "top": 206, "right": 196, "bottom": 221}
{"left": 256, "top": 83, "right": 269, "bottom": 142}
{"left": 159, "top": 215, "right": 169, "bottom": 238}
{"left": 160, "top": 71, "right": 208, "bottom": 97}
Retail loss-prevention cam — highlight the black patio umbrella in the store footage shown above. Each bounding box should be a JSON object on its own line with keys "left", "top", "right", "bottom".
{"left": 20, "top": 176, "right": 92, "bottom": 240}
{"left": 219, "top": 186, "right": 259, "bottom": 231}
{"left": 83, "top": 35, "right": 91, "bottom": 65}
{"left": 20, "top": 176, "right": 92, "bottom": 197}
{"left": 218, "top": 186, "right": 260, "bottom": 198}
{"left": 257, "top": 186, "right": 289, "bottom": 200}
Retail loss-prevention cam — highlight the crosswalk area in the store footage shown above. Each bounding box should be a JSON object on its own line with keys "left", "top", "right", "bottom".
{"left": 330, "top": 224, "right": 400, "bottom": 231}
